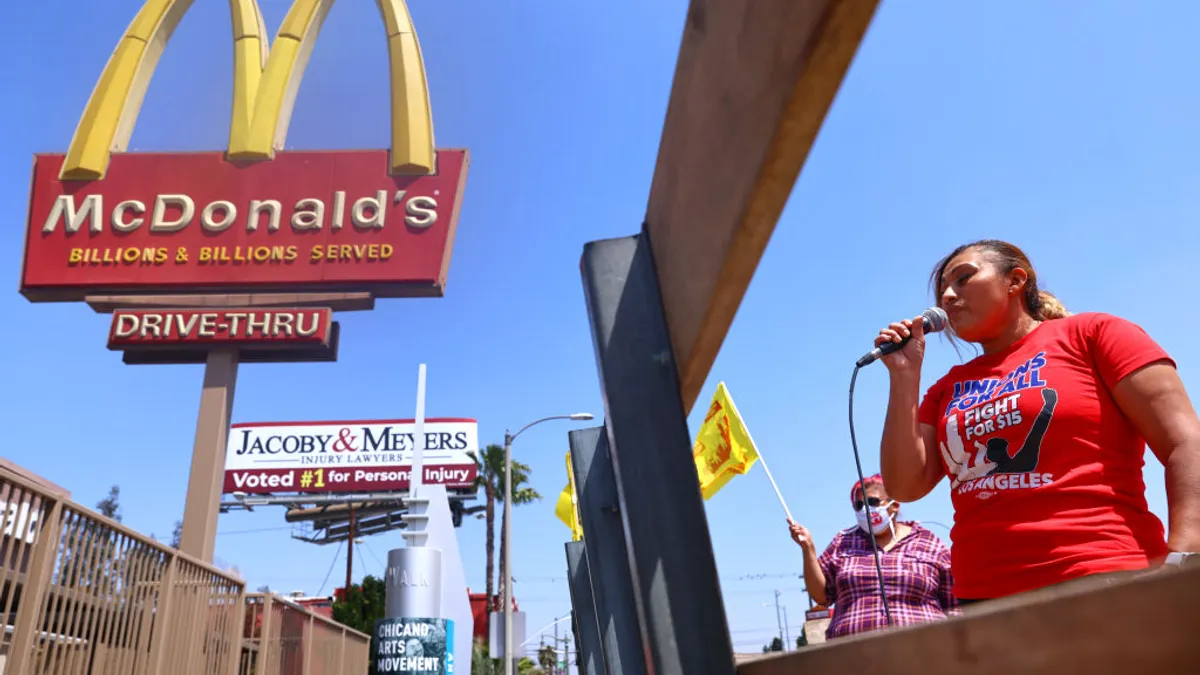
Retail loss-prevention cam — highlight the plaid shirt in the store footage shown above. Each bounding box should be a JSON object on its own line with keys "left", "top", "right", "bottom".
{"left": 817, "top": 522, "right": 958, "bottom": 640}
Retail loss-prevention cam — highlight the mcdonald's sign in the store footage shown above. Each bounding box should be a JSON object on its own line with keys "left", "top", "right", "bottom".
{"left": 20, "top": 0, "right": 469, "bottom": 302}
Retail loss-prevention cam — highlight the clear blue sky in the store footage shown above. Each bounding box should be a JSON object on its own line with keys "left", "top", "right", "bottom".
{"left": 3, "top": 0, "right": 1199, "bottom": 659}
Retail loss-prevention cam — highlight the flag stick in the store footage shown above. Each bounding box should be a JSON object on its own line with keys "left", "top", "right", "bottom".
{"left": 753, "top": 448, "right": 793, "bottom": 523}
{"left": 721, "top": 384, "right": 793, "bottom": 523}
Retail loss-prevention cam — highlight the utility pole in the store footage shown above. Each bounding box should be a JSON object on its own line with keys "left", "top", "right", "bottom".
{"left": 551, "top": 633, "right": 572, "bottom": 675}
{"left": 782, "top": 605, "right": 790, "bottom": 649}
{"left": 773, "top": 589, "right": 784, "bottom": 651}
{"left": 502, "top": 413, "right": 594, "bottom": 675}
{"left": 344, "top": 504, "right": 356, "bottom": 592}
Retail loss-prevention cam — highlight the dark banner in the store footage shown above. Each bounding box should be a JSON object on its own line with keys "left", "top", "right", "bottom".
{"left": 372, "top": 617, "right": 454, "bottom": 675}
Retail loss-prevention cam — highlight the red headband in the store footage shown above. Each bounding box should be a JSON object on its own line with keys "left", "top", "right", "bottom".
{"left": 851, "top": 474, "right": 884, "bottom": 501}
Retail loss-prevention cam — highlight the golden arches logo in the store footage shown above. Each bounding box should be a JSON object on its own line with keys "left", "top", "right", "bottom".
{"left": 61, "top": 0, "right": 434, "bottom": 181}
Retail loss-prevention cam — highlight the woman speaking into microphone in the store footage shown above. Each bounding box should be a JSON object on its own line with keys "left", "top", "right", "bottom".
{"left": 876, "top": 239, "right": 1200, "bottom": 604}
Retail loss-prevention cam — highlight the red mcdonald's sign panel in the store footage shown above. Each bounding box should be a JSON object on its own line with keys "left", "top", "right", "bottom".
{"left": 21, "top": 149, "right": 468, "bottom": 301}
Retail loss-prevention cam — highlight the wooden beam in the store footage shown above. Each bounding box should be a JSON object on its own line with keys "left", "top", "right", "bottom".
{"left": 738, "top": 565, "right": 1200, "bottom": 675}
{"left": 645, "top": 0, "right": 879, "bottom": 410}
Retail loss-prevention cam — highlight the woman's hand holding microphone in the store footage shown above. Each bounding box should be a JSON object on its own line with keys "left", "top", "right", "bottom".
{"left": 874, "top": 313, "right": 930, "bottom": 376}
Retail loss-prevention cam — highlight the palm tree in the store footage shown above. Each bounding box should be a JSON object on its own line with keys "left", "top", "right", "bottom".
{"left": 469, "top": 445, "right": 504, "bottom": 611}
{"left": 468, "top": 445, "right": 541, "bottom": 616}
{"left": 472, "top": 640, "right": 541, "bottom": 675}
{"left": 498, "top": 460, "right": 540, "bottom": 612}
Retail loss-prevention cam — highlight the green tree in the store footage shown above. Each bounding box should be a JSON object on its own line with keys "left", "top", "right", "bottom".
{"left": 471, "top": 640, "right": 541, "bottom": 675}
{"left": 169, "top": 519, "right": 183, "bottom": 548}
{"left": 537, "top": 644, "right": 556, "bottom": 673}
{"left": 496, "top": 454, "right": 540, "bottom": 610}
{"left": 471, "top": 642, "right": 492, "bottom": 675}
{"left": 333, "top": 575, "right": 388, "bottom": 675}
{"left": 796, "top": 626, "right": 807, "bottom": 648}
{"left": 77, "top": 485, "right": 124, "bottom": 589}
{"left": 762, "top": 636, "right": 783, "bottom": 653}
{"left": 331, "top": 575, "right": 387, "bottom": 635}
{"left": 468, "top": 445, "right": 540, "bottom": 615}
{"left": 468, "top": 446, "right": 502, "bottom": 613}
{"left": 96, "top": 485, "right": 121, "bottom": 522}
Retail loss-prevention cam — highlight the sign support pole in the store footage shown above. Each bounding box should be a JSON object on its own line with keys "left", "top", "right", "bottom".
{"left": 179, "top": 347, "right": 239, "bottom": 562}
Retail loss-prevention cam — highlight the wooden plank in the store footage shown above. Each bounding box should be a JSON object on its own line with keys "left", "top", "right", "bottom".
{"left": 645, "top": 0, "right": 880, "bottom": 410}
{"left": 737, "top": 565, "right": 1200, "bottom": 675}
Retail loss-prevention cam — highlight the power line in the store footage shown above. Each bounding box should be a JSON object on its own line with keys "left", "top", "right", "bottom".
{"left": 518, "top": 572, "right": 799, "bottom": 585}
{"left": 217, "top": 526, "right": 294, "bottom": 536}
{"left": 725, "top": 586, "right": 805, "bottom": 596}
{"left": 316, "top": 541, "right": 344, "bottom": 596}
{"left": 362, "top": 540, "right": 387, "bottom": 570}
{"left": 729, "top": 624, "right": 808, "bottom": 636}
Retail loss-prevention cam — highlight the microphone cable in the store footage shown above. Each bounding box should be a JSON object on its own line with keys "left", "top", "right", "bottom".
{"left": 848, "top": 364, "right": 895, "bottom": 627}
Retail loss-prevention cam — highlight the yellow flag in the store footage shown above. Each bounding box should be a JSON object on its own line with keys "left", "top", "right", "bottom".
{"left": 554, "top": 452, "right": 584, "bottom": 541}
{"left": 693, "top": 382, "right": 760, "bottom": 500}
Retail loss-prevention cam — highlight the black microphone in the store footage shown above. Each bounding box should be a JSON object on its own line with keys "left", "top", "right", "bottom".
{"left": 855, "top": 307, "right": 949, "bottom": 368}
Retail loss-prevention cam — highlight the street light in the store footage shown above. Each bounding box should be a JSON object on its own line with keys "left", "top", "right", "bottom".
{"left": 503, "top": 413, "right": 593, "bottom": 675}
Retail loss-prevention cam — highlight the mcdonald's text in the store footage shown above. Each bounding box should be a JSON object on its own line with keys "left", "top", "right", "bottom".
{"left": 21, "top": 149, "right": 468, "bottom": 301}
{"left": 107, "top": 308, "right": 333, "bottom": 349}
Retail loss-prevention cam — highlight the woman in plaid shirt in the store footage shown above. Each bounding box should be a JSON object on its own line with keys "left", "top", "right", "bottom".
{"left": 788, "top": 474, "right": 958, "bottom": 639}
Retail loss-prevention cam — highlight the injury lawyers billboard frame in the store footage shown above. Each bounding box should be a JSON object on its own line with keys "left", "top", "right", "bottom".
{"left": 224, "top": 418, "right": 479, "bottom": 494}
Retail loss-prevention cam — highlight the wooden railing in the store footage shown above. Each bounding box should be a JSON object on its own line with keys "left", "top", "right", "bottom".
{"left": 737, "top": 564, "right": 1200, "bottom": 675}
{"left": 1, "top": 465, "right": 369, "bottom": 675}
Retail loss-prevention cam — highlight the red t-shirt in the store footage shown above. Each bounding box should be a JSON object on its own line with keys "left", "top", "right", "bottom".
{"left": 918, "top": 312, "right": 1171, "bottom": 599}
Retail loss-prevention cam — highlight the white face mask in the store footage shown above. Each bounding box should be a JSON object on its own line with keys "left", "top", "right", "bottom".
{"left": 855, "top": 501, "right": 896, "bottom": 537}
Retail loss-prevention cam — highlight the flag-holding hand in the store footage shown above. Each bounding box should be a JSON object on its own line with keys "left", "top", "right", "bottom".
{"left": 788, "top": 518, "right": 816, "bottom": 553}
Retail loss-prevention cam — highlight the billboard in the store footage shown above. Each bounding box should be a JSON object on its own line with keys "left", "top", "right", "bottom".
{"left": 224, "top": 418, "right": 479, "bottom": 494}
{"left": 23, "top": 0, "right": 468, "bottom": 302}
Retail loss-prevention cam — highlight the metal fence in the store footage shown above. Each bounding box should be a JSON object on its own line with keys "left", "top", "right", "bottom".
{"left": 239, "top": 594, "right": 369, "bottom": 675}
{"left": 1, "top": 465, "right": 368, "bottom": 675}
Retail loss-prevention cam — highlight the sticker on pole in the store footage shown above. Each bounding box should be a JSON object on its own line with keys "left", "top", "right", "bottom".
{"left": 373, "top": 617, "right": 454, "bottom": 674}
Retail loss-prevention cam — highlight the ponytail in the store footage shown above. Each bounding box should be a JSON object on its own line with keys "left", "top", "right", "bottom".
{"left": 1034, "top": 290, "right": 1070, "bottom": 321}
